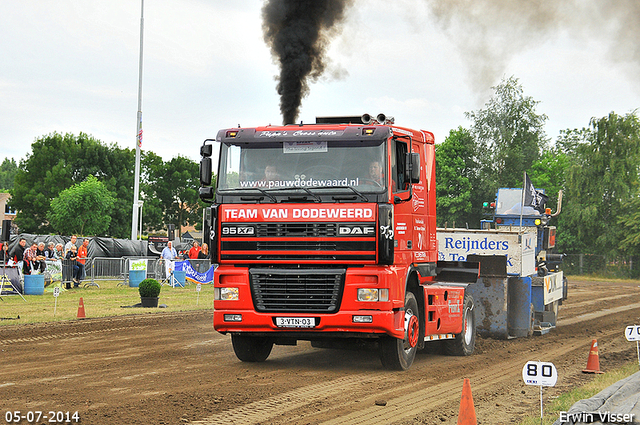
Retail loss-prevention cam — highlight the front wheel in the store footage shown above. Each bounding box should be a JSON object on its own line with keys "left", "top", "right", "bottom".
{"left": 379, "top": 292, "right": 420, "bottom": 371}
{"left": 444, "top": 292, "right": 476, "bottom": 356}
{"left": 231, "top": 335, "right": 273, "bottom": 362}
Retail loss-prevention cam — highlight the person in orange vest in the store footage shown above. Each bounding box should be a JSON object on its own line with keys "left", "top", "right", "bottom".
{"left": 76, "top": 238, "right": 89, "bottom": 286}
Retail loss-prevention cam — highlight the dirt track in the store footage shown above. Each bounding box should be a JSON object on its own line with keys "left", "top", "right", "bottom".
{"left": 1, "top": 278, "right": 639, "bottom": 425}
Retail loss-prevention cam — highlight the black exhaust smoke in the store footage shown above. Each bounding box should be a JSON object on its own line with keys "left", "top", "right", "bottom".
{"left": 262, "top": 0, "right": 353, "bottom": 125}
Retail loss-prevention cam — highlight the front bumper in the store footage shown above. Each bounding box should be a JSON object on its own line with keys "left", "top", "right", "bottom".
{"left": 214, "top": 309, "right": 404, "bottom": 339}
{"left": 213, "top": 264, "right": 409, "bottom": 340}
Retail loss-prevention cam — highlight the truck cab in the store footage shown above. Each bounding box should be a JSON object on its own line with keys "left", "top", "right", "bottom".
{"left": 199, "top": 115, "right": 477, "bottom": 370}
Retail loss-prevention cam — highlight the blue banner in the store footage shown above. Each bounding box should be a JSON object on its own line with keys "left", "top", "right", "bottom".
{"left": 174, "top": 260, "right": 216, "bottom": 284}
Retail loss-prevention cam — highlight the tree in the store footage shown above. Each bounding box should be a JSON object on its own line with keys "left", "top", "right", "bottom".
{"left": 139, "top": 151, "right": 166, "bottom": 233}
{"left": 435, "top": 127, "right": 477, "bottom": 227}
{"left": 0, "top": 158, "right": 18, "bottom": 190}
{"left": 466, "top": 76, "right": 549, "bottom": 190}
{"left": 11, "top": 132, "right": 134, "bottom": 237}
{"left": 48, "top": 176, "right": 115, "bottom": 236}
{"left": 527, "top": 147, "right": 570, "bottom": 215}
{"left": 560, "top": 111, "right": 640, "bottom": 255}
{"left": 618, "top": 196, "right": 640, "bottom": 257}
{"left": 145, "top": 155, "right": 202, "bottom": 238}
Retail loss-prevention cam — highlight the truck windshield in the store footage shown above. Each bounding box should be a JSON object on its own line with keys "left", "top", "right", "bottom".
{"left": 217, "top": 139, "right": 387, "bottom": 193}
{"left": 495, "top": 188, "right": 541, "bottom": 216}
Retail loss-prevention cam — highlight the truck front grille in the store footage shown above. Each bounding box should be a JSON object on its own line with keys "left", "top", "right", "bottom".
{"left": 220, "top": 221, "right": 377, "bottom": 263}
{"left": 249, "top": 268, "right": 345, "bottom": 313}
{"left": 256, "top": 223, "right": 338, "bottom": 237}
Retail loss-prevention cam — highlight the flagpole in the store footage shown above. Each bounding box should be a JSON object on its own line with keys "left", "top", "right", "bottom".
{"left": 519, "top": 171, "right": 525, "bottom": 233}
{"left": 131, "top": 0, "right": 144, "bottom": 240}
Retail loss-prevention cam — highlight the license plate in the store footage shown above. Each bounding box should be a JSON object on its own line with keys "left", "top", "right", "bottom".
{"left": 275, "top": 317, "right": 315, "bottom": 328}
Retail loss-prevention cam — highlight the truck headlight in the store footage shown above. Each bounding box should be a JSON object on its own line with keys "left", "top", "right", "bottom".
{"left": 215, "top": 287, "right": 239, "bottom": 301}
{"left": 357, "top": 288, "right": 389, "bottom": 302}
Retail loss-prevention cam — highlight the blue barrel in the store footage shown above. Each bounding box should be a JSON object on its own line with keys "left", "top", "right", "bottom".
{"left": 173, "top": 270, "right": 186, "bottom": 287}
{"left": 129, "top": 270, "right": 146, "bottom": 287}
{"left": 24, "top": 274, "right": 45, "bottom": 295}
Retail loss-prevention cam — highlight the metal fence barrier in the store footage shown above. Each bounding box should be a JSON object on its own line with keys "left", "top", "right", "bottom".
{"left": 89, "top": 257, "right": 128, "bottom": 286}
{"left": 83, "top": 257, "right": 215, "bottom": 287}
{"left": 38, "top": 258, "right": 98, "bottom": 289}
{"left": 89, "top": 257, "right": 163, "bottom": 286}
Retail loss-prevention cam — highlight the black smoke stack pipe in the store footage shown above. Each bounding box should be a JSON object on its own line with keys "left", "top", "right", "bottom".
{"left": 262, "top": 0, "right": 353, "bottom": 125}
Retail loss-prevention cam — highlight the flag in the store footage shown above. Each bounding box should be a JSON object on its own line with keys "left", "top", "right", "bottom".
{"left": 523, "top": 173, "right": 549, "bottom": 214}
{"left": 174, "top": 260, "right": 215, "bottom": 284}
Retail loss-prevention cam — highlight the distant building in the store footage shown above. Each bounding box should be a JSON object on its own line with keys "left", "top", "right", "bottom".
{"left": 181, "top": 231, "right": 202, "bottom": 245}
{"left": 0, "top": 192, "right": 17, "bottom": 238}
{"left": 0, "top": 193, "right": 16, "bottom": 221}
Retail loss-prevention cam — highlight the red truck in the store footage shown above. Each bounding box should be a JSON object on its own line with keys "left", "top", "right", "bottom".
{"left": 199, "top": 114, "right": 478, "bottom": 370}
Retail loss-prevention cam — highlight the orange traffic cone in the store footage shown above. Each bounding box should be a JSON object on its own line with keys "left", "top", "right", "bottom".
{"left": 582, "top": 339, "right": 604, "bottom": 374}
{"left": 77, "top": 297, "right": 86, "bottom": 319}
{"left": 457, "top": 378, "right": 477, "bottom": 425}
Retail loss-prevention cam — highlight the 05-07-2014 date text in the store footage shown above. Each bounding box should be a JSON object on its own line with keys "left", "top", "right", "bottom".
{"left": 5, "top": 411, "right": 80, "bottom": 424}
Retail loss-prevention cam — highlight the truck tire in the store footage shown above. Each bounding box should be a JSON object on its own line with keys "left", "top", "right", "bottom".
{"left": 379, "top": 292, "right": 420, "bottom": 371}
{"left": 231, "top": 335, "right": 273, "bottom": 362}
{"left": 444, "top": 293, "right": 475, "bottom": 356}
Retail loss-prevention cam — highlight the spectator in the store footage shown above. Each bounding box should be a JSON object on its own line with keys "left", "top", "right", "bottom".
{"left": 188, "top": 241, "right": 201, "bottom": 259}
{"left": 45, "top": 242, "right": 56, "bottom": 260}
{"left": 0, "top": 243, "right": 9, "bottom": 265}
{"left": 198, "top": 243, "right": 209, "bottom": 260}
{"left": 23, "top": 242, "right": 38, "bottom": 275}
{"left": 76, "top": 238, "right": 89, "bottom": 285}
{"left": 65, "top": 245, "right": 81, "bottom": 285}
{"left": 64, "top": 235, "right": 77, "bottom": 256}
{"left": 54, "top": 243, "right": 65, "bottom": 259}
{"left": 196, "top": 243, "right": 210, "bottom": 273}
{"left": 10, "top": 238, "right": 27, "bottom": 274}
{"left": 161, "top": 241, "right": 178, "bottom": 280}
{"left": 161, "top": 241, "right": 178, "bottom": 260}
{"left": 33, "top": 242, "right": 47, "bottom": 274}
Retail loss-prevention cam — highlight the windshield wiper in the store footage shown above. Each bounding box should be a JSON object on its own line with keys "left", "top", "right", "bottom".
{"left": 307, "top": 186, "right": 369, "bottom": 203}
{"left": 221, "top": 188, "right": 277, "bottom": 203}
{"left": 264, "top": 187, "right": 321, "bottom": 203}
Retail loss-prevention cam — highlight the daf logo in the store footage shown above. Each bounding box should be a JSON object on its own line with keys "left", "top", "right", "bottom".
{"left": 339, "top": 225, "right": 375, "bottom": 236}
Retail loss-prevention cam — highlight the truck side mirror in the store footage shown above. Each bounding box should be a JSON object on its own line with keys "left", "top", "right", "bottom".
{"left": 199, "top": 186, "right": 214, "bottom": 200}
{"left": 199, "top": 141, "right": 214, "bottom": 186}
{"left": 199, "top": 157, "right": 212, "bottom": 186}
{"left": 405, "top": 152, "right": 420, "bottom": 184}
{"left": 200, "top": 143, "right": 213, "bottom": 157}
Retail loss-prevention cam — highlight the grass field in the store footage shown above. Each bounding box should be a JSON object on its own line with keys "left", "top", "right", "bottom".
{"left": 0, "top": 279, "right": 214, "bottom": 325}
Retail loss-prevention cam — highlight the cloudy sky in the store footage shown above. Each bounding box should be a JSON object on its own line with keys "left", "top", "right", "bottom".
{"left": 2, "top": 0, "right": 639, "bottom": 165}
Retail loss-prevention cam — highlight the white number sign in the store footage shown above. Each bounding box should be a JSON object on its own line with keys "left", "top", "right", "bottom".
{"left": 196, "top": 283, "right": 202, "bottom": 292}
{"left": 522, "top": 361, "right": 557, "bottom": 387}
{"left": 53, "top": 287, "right": 60, "bottom": 297}
{"left": 626, "top": 325, "right": 640, "bottom": 342}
